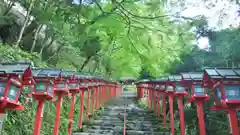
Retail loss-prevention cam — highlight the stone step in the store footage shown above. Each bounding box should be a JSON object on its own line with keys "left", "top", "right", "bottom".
{"left": 90, "top": 121, "right": 163, "bottom": 131}
{"left": 87, "top": 129, "right": 114, "bottom": 134}
{"left": 93, "top": 119, "right": 162, "bottom": 125}
{"left": 72, "top": 133, "right": 112, "bottom": 135}
{"left": 125, "top": 130, "right": 170, "bottom": 135}
{"left": 98, "top": 116, "right": 122, "bottom": 121}
{"left": 89, "top": 125, "right": 161, "bottom": 132}
{"left": 101, "top": 111, "right": 157, "bottom": 116}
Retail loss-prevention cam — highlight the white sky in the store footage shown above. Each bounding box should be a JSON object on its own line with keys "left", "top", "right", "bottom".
{"left": 173, "top": 0, "right": 240, "bottom": 49}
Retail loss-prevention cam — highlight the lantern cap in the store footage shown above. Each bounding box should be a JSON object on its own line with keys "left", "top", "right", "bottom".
{"left": 76, "top": 73, "right": 90, "bottom": 79}
{"left": 0, "top": 61, "right": 33, "bottom": 75}
{"left": 61, "top": 70, "right": 75, "bottom": 78}
{"left": 32, "top": 68, "right": 61, "bottom": 77}
{"left": 135, "top": 79, "right": 150, "bottom": 84}
{"left": 181, "top": 72, "right": 203, "bottom": 81}
{"left": 168, "top": 75, "right": 181, "bottom": 82}
{"left": 203, "top": 67, "right": 240, "bottom": 80}
{"left": 155, "top": 76, "right": 168, "bottom": 81}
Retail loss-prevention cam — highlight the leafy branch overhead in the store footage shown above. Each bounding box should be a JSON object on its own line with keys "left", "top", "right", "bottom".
{"left": 1, "top": 0, "right": 194, "bottom": 79}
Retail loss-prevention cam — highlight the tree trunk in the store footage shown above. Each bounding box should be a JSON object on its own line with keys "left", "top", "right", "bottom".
{"left": 15, "top": 0, "right": 35, "bottom": 47}
{"left": 80, "top": 56, "right": 92, "bottom": 70}
{"left": 40, "top": 38, "right": 55, "bottom": 60}
{"left": 30, "top": 24, "right": 43, "bottom": 53}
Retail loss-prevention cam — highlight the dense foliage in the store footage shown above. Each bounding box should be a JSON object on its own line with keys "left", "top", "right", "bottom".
{"left": 0, "top": 0, "right": 195, "bottom": 135}
{"left": 2, "top": 0, "right": 238, "bottom": 135}
{"left": 0, "top": 0, "right": 194, "bottom": 79}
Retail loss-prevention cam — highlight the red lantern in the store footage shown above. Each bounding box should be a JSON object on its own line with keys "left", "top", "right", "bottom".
{"left": 62, "top": 70, "right": 78, "bottom": 135}
{"left": 52, "top": 69, "right": 69, "bottom": 135}
{"left": 152, "top": 77, "right": 168, "bottom": 127}
{"left": 166, "top": 75, "right": 182, "bottom": 135}
{"left": 181, "top": 72, "right": 208, "bottom": 135}
{"left": 32, "top": 68, "right": 59, "bottom": 135}
{"left": 203, "top": 68, "right": 240, "bottom": 135}
{"left": 167, "top": 75, "right": 187, "bottom": 135}
{"left": 0, "top": 62, "right": 33, "bottom": 132}
{"left": 77, "top": 74, "right": 89, "bottom": 129}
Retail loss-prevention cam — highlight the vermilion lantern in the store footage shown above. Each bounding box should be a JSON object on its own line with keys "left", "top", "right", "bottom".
{"left": 0, "top": 62, "right": 34, "bottom": 111}
{"left": 76, "top": 74, "right": 89, "bottom": 129}
{"left": 90, "top": 77, "right": 99, "bottom": 116}
{"left": 32, "top": 68, "right": 57, "bottom": 100}
{"left": 153, "top": 77, "right": 168, "bottom": 128}
{"left": 52, "top": 69, "right": 69, "bottom": 135}
{"left": 61, "top": 70, "right": 78, "bottom": 135}
{"left": 181, "top": 72, "right": 207, "bottom": 101}
{"left": 135, "top": 80, "right": 148, "bottom": 99}
{"left": 181, "top": 72, "right": 208, "bottom": 135}
{"left": 0, "top": 62, "right": 34, "bottom": 132}
{"left": 32, "top": 68, "right": 59, "bottom": 135}
{"left": 168, "top": 75, "right": 187, "bottom": 135}
{"left": 166, "top": 75, "right": 182, "bottom": 135}
{"left": 203, "top": 68, "right": 240, "bottom": 135}
{"left": 84, "top": 75, "right": 94, "bottom": 121}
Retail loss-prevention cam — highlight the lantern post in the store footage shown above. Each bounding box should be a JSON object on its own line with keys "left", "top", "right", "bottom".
{"left": 172, "top": 75, "right": 188, "bottom": 135}
{"left": 100, "top": 78, "right": 106, "bottom": 105}
{"left": 151, "top": 83, "right": 157, "bottom": 114}
{"left": 52, "top": 69, "right": 69, "bottom": 135}
{"left": 182, "top": 72, "right": 208, "bottom": 135}
{"left": 61, "top": 70, "right": 78, "bottom": 135}
{"left": 88, "top": 78, "right": 96, "bottom": 117}
{"left": 136, "top": 79, "right": 151, "bottom": 109}
{"left": 85, "top": 75, "right": 93, "bottom": 121}
{"left": 91, "top": 80, "right": 96, "bottom": 116}
{"left": 31, "top": 68, "right": 58, "bottom": 135}
{"left": 77, "top": 74, "right": 88, "bottom": 129}
{"left": 165, "top": 75, "right": 178, "bottom": 135}
{"left": 149, "top": 83, "right": 153, "bottom": 110}
{"left": 152, "top": 83, "right": 161, "bottom": 119}
{"left": 95, "top": 80, "right": 100, "bottom": 109}
{"left": 153, "top": 77, "right": 168, "bottom": 127}
{"left": 203, "top": 68, "right": 240, "bottom": 135}
{"left": 99, "top": 80, "right": 103, "bottom": 107}
{"left": 136, "top": 81, "right": 146, "bottom": 99}
{"left": 0, "top": 62, "right": 33, "bottom": 132}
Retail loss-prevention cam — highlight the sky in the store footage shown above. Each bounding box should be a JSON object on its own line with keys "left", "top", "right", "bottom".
{"left": 177, "top": 0, "right": 239, "bottom": 49}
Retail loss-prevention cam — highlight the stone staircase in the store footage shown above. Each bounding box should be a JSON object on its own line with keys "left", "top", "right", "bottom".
{"left": 73, "top": 92, "right": 169, "bottom": 135}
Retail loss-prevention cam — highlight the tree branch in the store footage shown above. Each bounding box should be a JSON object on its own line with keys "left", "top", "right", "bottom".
{"left": 116, "top": 2, "right": 168, "bottom": 20}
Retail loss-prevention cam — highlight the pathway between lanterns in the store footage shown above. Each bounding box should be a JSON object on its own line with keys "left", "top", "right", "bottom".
{"left": 73, "top": 91, "right": 170, "bottom": 135}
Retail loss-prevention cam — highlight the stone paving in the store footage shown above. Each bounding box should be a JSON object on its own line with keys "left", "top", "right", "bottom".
{"left": 73, "top": 91, "right": 170, "bottom": 135}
